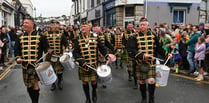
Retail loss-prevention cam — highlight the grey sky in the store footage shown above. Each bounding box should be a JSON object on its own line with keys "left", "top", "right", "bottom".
{"left": 31, "top": 0, "right": 73, "bottom": 17}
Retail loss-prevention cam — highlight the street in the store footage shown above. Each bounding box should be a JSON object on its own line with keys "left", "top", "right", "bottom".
{"left": 0, "top": 63, "right": 209, "bottom": 103}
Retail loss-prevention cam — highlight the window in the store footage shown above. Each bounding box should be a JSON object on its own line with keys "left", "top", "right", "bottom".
{"left": 173, "top": 10, "right": 185, "bottom": 23}
{"left": 91, "top": 0, "right": 94, "bottom": 8}
{"left": 125, "top": 7, "right": 135, "bottom": 17}
{"left": 97, "top": 0, "right": 100, "bottom": 5}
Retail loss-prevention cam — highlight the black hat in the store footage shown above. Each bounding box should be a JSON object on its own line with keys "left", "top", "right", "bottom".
{"left": 140, "top": 16, "right": 148, "bottom": 22}
{"left": 81, "top": 20, "right": 88, "bottom": 25}
{"left": 50, "top": 20, "right": 56, "bottom": 24}
{"left": 116, "top": 27, "right": 121, "bottom": 31}
{"left": 136, "top": 24, "right": 140, "bottom": 27}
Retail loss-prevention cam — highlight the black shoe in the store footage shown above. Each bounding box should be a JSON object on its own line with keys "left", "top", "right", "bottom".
{"left": 128, "top": 76, "right": 132, "bottom": 81}
{"left": 102, "top": 85, "right": 107, "bottom": 88}
{"left": 149, "top": 99, "right": 155, "bottom": 103}
{"left": 133, "top": 85, "right": 137, "bottom": 89}
{"left": 58, "top": 81, "right": 63, "bottom": 90}
{"left": 141, "top": 99, "right": 147, "bottom": 103}
{"left": 92, "top": 93, "right": 97, "bottom": 103}
{"left": 86, "top": 98, "right": 91, "bottom": 103}
{"left": 50, "top": 83, "right": 56, "bottom": 91}
{"left": 120, "top": 63, "right": 123, "bottom": 68}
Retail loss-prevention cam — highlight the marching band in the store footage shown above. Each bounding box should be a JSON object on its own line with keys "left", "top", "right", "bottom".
{"left": 14, "top": 16, "right": 171, "bottom": 103}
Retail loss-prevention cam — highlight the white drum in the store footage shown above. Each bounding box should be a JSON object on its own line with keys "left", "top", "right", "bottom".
{"left": 36, "top": 62, "right": 57, "bottom": 85}
{"left": 97, "top": 65, "right": 112, "bottom": 83}
{"left": 51, "top": 55, "right": 60, "bottom": 62}
{"left": 59, "top": 52, "right": 75, "bottom": 70}
{"left": 155, "top": 64, "right": 170, "bottom": 87}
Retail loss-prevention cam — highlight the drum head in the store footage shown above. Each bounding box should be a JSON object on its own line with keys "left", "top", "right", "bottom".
{"left": 97, "top": 65, "right": 111, "bottom": 77}
{"left": 60, "top": 54, "right": 70, "bottom": 62}
{"left": 36, "top": 62, "right": 51, "bottom": 72}
{"left": 108, "top": 54, "right": 116, "bottom": 62}
{"left": 156, "top": 65, "right": 170, "bottom": 71}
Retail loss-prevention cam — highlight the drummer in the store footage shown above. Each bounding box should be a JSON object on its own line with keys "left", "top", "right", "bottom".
{"left": 93, "top": 24, "right": 116, "bottom": 89}
{"left": 122, "top": 22, "right": 137, "bottom": 89}
{"left": 126, "top": 16, "right": 170, "bottom": 103}
{"left": 112, "top": 27, "right": 123, "bottom": 69}
{"left": 45, "top": 20, "right": 69, "bottom": 91}
{"left": 14, "top": 16, "right": 50, "bottom": 103}
{"left": 73, "top": 20, "right": 115, "bottom": 103}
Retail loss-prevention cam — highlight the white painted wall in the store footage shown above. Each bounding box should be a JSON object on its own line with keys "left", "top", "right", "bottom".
{"left": 115, "top": 0, "right": 144, "bottom": 6}
{"left": 20, "top": 0, "right": 33, "bottom": 16}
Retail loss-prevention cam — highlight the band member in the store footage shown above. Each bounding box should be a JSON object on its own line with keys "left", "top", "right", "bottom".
{"left": 93, "top": 25, "right": 115, "bottom": 64}
{"left": 45, "top": 20, "right": 69, "bottom": 91}
{"left": 73, "top": 21, "right": 115, "bottom": 103}
{"left": 122, "top": 22, "right": 137, "bottom": 89}
{"left": 68, "top": 25, "right": 74, "bottom": 48}
{"left": 15, "top": 16, "right": 50, "bottom": 103}
{"left": 112, "top": 27, "right": 123, "bottom": 69}
{"left": 93, "top": 24, "right": 116, "bottom": 88}
{"left": 103, "top": 27, "right": 113, "bottom": 46}
{"left": 127, "top": 17, "right": 169, "bottom": 103}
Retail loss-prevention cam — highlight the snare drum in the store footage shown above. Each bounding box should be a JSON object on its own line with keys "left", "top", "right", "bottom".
{"left": 59, "top": 52, "right": 75, "bottom": 70}
{"left": 36, "top": 62, "right": 57, "bottom": 85}
{"left": 51, "top": 55, "right": 60, "bottom": 62}
{"left": 97, "top": 65, "right": 112, "bottom": 83}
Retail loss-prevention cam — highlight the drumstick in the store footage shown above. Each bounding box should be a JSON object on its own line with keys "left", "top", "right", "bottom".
{"left": 149, "top": 56, "right": 164, "bottom": 62}
{"left": 86, "top": 65, "right": 97, "bottom": 71}
{"left": 36, "top": 52, "right": 49, "bottom": 63}
{"left": 164, "top": 56, "right": 171, "bottom": 65}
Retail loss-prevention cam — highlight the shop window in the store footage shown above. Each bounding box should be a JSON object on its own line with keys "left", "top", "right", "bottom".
{"left": 173, "top": 10, "right": 185, "bottom": 23}
{"left": 91, "top": 0, "right": 94, "bottom": 8}
{"left": 125, "top": 7, "right": 135, "bottom": 17}
{"left": 97, "top": 0, "right": 100, "bottom": 5}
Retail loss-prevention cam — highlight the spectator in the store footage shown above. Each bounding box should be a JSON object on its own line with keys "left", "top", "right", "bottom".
{"left": 199, "top": 23, "right": 205, "bottom": 35}
{"left": 186, "top": 25, "right": 201, "bottom": 74}
{"left": 204, "top": 24, "right": 209, "bottom": 74}
{"left": 171, "top": 38, "right": 181, "bottom": 73}
{"left": 9, "top": 28, "right": 17, "bottom": 57}
{"left": 194, "top": 36, "right": 206, "bottom": 81}
{"left": 0, "top": 26, "right": 8, "bottom": 66}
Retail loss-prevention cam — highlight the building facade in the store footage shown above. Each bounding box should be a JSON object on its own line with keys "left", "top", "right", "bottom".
{"left": 19, "top": 0, "right": 33, "bottom": 16}
{"left": 0, "top": 0, "right": 15, "bottom": 27}
{"left": 14, "top": 0, "right": 28, "bottom": 26}
{"left": 146, "top": 0, "right": 201, "bottom": 28}
{"left": 72, "top": 0, "right": 202, "bottom": 28}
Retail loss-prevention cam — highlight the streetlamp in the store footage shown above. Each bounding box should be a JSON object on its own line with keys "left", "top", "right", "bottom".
{"left": 34, "top": 7, "right": 36, "bottom": 18}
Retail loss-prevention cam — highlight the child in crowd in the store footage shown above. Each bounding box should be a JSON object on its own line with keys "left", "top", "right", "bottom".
{"left": 171, "top": 38, "right": 181, "bottom": 73}
{"left": 194, "top": 36, "right": 206, "bottom": 81}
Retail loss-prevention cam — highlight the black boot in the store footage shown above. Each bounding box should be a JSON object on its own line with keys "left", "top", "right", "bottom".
{"left": 33, "top": 89, "right": 40, "bottom": 103}
{"left": 133, "top": 75, "right": 137, "bottom": 89}
{"left": 83, "top": 84, "right": 91, "bottom": 103}
{"left": 120, "top": 62, "right": 123, "bottom": 69}
{"left": 27, "top": 88, "right": 40, "bottom": 103}
{"left": 57, "top": 73, "right": 63, "bottom": 90}
{"left": 50, "top": 83, "right": 56, "bottom": 91}
{"left": 140, "top": 84, "right": 147, "bottom": 103}
{"left": 115, "top": 59, "right": 118, "bottom": 69}
{"left": 128, "top": 70, "right": 132, "bottom": 81}
{"left": 148, "top": 84, "right": 155, "bottom": 103}
{"left": 27, "top": 87, "right": 34, "bottom": 102}
{"left": 92, "top": 83, "right": 97, "bottom": 103}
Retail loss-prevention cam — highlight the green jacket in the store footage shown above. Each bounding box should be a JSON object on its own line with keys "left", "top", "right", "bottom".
{"left": 186, "top": 32, "right": 201, "bottom": 52}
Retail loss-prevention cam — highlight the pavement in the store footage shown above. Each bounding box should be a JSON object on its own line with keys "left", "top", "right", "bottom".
{"left": 1, "top": 58, "right": 209, "bottom": 82}
{"left": 0, "top": 62, "right": 209, "bottom": 103}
